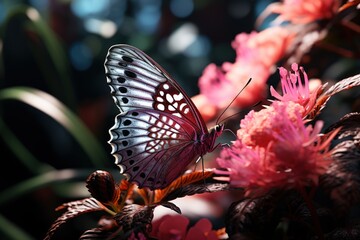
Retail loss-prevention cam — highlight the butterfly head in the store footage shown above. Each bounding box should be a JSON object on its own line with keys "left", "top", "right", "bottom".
{"left": 212, "top": 123, "right": 224, "bottom": 136}
{"left": 208, "top": 123, "right": 224, "bottom": 148}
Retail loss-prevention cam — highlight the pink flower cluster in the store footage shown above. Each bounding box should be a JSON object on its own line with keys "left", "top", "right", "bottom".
{"left": 193, "top": 0, "right": 341, "bottom": 122}
{"left": 263, "top": 0, "right": 341, "bottom": 24}
{"left": 196, "top": 27, "right": 294, "bottom": 114}
{"left": 151, "top": 214, "right": 218, "bottom": 240}
{"left": 216, "top": 65, "right": 335, "bottom": 196}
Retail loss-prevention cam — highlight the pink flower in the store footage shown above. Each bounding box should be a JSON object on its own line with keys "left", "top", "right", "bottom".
{"left": 198, "top": 28, "right": 294, "bottom": 111}
{"left": 263, "top": 0, "right": 340, "bottom": 24}
{"left": 270, "top": 63, "right": 324, "bottom": 117}
{"left": 191, "top": 94, "right": 219, "bottom": 122}
{"left": 216, "top": 101, "right": 334, "bottom": 196}
{"left": 151, "top": 215, "right": 218, "bottom": 240}
{"left": 198, "top": 63, "right": 237, "bottom": 109}
{"left": 238, "top": 101, "right": 305, "bottom": 147}
{"left": 224, "top": 61, "right": 269, "bottom": 108}
{"left": 152, "top": 214, "right": 188, "bottom": 239}
{"left": 186, "top": 218, "right": 218, "bottom": 240}
{"left": 232, "top": 27, "right": 295, "bottom": 68}
{"left": 198, "top": 61, "right": 269, "bottom": 109}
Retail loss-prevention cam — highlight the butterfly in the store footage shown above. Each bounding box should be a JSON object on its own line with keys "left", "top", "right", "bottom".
{"left": 104, "top": 44, "right": 224, "bottom": 190}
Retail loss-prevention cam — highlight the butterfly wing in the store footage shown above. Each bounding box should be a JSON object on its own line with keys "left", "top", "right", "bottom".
{"left": 105, "top": 44, "right": 207, "bottom": 130}
{"left": 105, "top": 44, "right": 208, "bottom": 189}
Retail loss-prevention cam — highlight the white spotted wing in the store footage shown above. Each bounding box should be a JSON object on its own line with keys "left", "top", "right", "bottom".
{"left": 105, "top": 44, "right": 211, "bottom": 189}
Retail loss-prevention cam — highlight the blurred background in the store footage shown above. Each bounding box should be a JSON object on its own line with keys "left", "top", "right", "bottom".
{"left": 2, "top": 0, "right": 360, "bottom": 239}
{"left": 0, "top": 0, "right": 275, "bottom": 239}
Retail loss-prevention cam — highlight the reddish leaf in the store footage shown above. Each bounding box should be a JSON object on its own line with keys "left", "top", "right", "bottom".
{"left": 322, "top": 113, "right": 360, "bottom": 208}
{"left": 135, "top": 187, "right": 153, "bottom": 206}
{"left": 114, "top": 204, "right": 154, "bottom": 234}
{"left": 44, "top": 198, "right": 106, "bottom": 240}
{"left": 326, "top": 112, "right": 360, "bottom": 139}
{"left": 226, "top": 195, "right": 281, "bottom": 239}
{"left": 338, "top": 0, "right": 360, "bottom": 12}
{"left": 79, "top": 228, "right": 115, "bottom": 240}
{"left": 156, "top": 170, "right": 230, "bottom": 202}
{"left": 325, "top": 224, "right": 360, "bottom": 239}
{"left": 310, "top": 74, "right": 360, "bottom": 119}
{"left": 159, "top": 201, "right": 181, "bottom": 214}
{"left": 154, "top": 170, "right": 214, "bottom": 202}
{"left": 79, "top": 216, "right": 119, "bottom": 240}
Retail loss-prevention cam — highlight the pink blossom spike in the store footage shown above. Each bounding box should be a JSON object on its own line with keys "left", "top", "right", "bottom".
{"left": 271, "top": 64, "right": 323, "bottom": 117}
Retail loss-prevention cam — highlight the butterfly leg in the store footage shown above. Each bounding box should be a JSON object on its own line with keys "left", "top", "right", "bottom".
{"left": 193, "top": 155, "right": 205, "bottom": 173}
{"left": 221, "top": 143, "right": 231, "bottom": 148}
{"left": 210, "top": 143, "right": 229, "bottom": 152}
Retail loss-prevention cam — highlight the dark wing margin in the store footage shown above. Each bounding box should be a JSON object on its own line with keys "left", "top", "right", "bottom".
{"left": 104, "top": 44, "right": 207, "bottom": 132}
{"left": 109, "top": 109, "right": 199, "bottom": 189}
{"left": 104, "top": 44, "right": 209, "bottom": 189}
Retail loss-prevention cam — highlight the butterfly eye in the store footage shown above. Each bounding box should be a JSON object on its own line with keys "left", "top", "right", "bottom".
{"left": 215, "top": 125, "right": 222, "bottom": 132}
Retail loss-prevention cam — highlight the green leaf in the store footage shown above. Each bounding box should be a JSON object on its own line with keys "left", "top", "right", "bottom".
{"left": 0, "top": 213, "right": 35, "bottom": 240}
{"left": 0, "top": 169, "right": 92, "bottom": 206}
{"left": 0, "top": 87, "right": 107, "bottom": 169}
{"left": 0, "top": 5, "right": 76, "bottom": 108}
{"left": 0, "top": 117, "right": 50, "bottom": 174}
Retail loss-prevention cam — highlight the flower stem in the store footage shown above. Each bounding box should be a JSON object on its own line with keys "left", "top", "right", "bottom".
{"left": 298, "top": 187, "right": 324, "bottom": 240}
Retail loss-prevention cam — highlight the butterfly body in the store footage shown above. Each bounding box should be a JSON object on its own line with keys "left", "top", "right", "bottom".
{"left": 105, "top": 44, "right": 223, "bottom": 190}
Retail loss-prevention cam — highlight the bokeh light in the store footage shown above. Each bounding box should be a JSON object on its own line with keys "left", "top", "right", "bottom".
{"left": 167, "top": 23, "right": 198, "bottom": 54}
{"left": 133, "top": 0, "right": 162, "bottom": 34}
{"left": 71, "top": 0, "right": 110, "bottom": 19}
{"left": 84, "top": 18, "right": 117, "bottom": 38}
{"left": 69, "top": 42, "right": 93, "bottom": 71}
{"left": 170, "top": 0, "right": 194, "bottom": 18}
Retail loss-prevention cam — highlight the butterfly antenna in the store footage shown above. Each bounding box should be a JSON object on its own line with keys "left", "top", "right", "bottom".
{"left": 219, "top": 100, "right": 262, "bottom": 124}
{"left": 216, "top": 78, "right": 252, "bottom": 125}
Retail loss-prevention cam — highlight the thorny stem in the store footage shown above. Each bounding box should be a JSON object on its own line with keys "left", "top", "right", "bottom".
{"left": 298, "top": 187, "right": 324, "bottom": 240}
